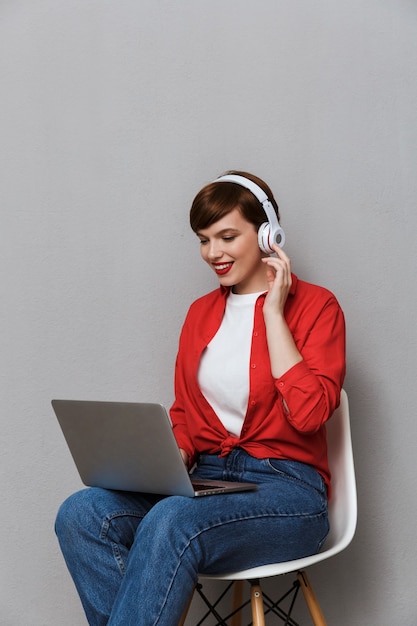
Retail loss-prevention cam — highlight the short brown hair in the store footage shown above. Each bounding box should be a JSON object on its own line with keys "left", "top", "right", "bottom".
{"left": 190, "top": 170, "right": 281, "bottom": 233}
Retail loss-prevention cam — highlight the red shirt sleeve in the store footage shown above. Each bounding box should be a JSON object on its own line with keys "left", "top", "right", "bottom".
{"left": 276, "top": 291, "right": 346, "bottom": 433}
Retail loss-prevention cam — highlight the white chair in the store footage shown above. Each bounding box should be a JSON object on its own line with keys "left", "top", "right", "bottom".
{"left": 179, "top": 389, "right": 357, "bottom": 626}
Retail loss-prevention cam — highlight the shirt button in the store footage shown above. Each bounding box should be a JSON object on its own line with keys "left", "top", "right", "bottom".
{"left": 253, "top": 331, "right": 259, "bottom": 337}
{"left": 251, "top": 363, "right": 257, "bottom": 369}
{"left": 278, "top": 381, "right": 284, "bottom": 387}
{"left": 250, "top": 400, "right": 256, "bottom": 407}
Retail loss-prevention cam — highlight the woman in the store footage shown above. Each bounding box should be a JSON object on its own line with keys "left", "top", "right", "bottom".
{"left": 55, "top": 170, "right": 345, "bottom": 626}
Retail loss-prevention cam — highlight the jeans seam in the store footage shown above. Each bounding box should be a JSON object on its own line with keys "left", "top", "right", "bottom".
{"left": 100, "top": 510, "right": 145, "bottom": 540}
{"left": 101, "top": 510, "right": 146, "bottom": 578}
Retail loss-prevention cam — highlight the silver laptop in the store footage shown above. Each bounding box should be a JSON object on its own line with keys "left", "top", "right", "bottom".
{"left": 52, "top": 400, "right": 257, "bottom": 497}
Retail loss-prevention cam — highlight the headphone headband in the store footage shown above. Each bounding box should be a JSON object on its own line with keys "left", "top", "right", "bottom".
{"left": 215, "top": 174, "right": 269, "bottom": 204}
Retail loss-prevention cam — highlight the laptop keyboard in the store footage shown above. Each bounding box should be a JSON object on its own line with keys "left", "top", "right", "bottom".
{"left": 192, "top": 482, "right": 221, "bottom": 491}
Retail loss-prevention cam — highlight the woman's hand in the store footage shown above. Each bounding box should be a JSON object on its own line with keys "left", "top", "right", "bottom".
{"left": 261, "top": 243, "right": 292, "bottom": 317}
{"left": 179, "top": 448, "right": 189, "bottom": 466}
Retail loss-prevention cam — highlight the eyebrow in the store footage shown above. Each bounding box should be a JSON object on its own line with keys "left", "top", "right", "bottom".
{"left": 197, "top": 228, "right": 240, "bottom": 238}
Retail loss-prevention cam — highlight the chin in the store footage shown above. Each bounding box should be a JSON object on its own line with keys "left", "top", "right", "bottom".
{"left": 218, "top": 279, "right": 234, "bottom": 288}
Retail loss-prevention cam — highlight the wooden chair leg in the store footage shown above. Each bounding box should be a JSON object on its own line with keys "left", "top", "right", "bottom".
{"left": 230, "top": 580, "right": 244, "bottom": 626}
{"left": 178, "top": 587, "right": 195, "bottom": 626}
{"left": 250, "top": 580, "right": 266, "bottom": 626}
{"left": 297, "top": 571, "right": 327, "bottom": 626}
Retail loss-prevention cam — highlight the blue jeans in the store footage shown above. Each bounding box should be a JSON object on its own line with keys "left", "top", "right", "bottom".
{"left": 55, "top": 449, "right": 329, "bottom": 626}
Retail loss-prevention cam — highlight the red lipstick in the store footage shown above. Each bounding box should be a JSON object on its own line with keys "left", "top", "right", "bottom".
{"left": 213, "top": 262, "right": 233, "bottom": 276}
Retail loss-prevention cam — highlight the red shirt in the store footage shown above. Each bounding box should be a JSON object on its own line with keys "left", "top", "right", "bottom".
{"left": 170, "top": 274, "right": 346, "bottom": 495}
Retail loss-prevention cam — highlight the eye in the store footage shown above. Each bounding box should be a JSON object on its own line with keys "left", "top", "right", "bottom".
{"left": 222, "top": 236, "right": 235, "bottom": 242}
{"left": 199, "top": 238, "right": 208, "bottom": 245}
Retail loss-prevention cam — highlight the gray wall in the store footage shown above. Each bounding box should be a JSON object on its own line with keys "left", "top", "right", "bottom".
{"left": 1, "top": 1, "right": 416, "bottom": 624}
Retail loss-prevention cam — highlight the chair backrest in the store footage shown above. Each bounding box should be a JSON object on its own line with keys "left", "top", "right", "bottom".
{"left": 325, "top": 389, "right": 357, "bottom": 554}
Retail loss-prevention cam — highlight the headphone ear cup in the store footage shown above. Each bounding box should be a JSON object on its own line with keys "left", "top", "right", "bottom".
{"left": 258, "top": 222, "right": 286, "bottom": 253}
{"left": 273, "top": 225, "right": 285, "bottom": 248}
{"left": 258, "top": 222, "right": 272, "bottom": 254}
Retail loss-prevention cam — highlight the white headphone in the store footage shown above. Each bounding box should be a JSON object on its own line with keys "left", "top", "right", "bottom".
{"left": 214, "top": 174, "right": 286, "bottom": 253}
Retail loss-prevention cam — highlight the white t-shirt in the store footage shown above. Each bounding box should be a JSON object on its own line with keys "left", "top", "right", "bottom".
{"left": 198, "top": 290, "right": 265, "bottom": 437}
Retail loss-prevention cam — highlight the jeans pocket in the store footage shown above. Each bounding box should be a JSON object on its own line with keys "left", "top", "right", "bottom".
{"left": 265, "top": 458, "right": 327, "bottom": 497}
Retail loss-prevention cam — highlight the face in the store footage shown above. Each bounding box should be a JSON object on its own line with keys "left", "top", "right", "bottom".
{"left": 197, "top": 208, "right": 269, "bottom": 294}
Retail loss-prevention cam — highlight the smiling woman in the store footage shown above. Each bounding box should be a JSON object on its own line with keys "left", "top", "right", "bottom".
{"left": 55, "top": 170, "right": 346, "bottom": 626}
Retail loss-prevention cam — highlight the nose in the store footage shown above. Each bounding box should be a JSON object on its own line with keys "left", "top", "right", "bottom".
{"left": 206, "top": 240, "right": 223, "bottom": 261}
{"left": 202, "top": 239, "right": 222, "bottom": 261}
